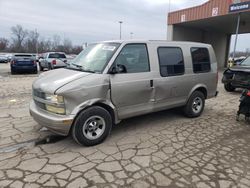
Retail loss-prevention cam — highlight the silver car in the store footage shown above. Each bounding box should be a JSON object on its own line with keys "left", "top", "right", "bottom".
{"left": 39, "top": 52, "right": 67, "bottom": 71}
{"left": 30, "top": 40, "right": 218, "bottom": 146}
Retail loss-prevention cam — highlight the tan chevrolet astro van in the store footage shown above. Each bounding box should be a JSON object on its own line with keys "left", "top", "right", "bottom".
{"left": 30, "top": 40, "right": 218, "bottom": 146}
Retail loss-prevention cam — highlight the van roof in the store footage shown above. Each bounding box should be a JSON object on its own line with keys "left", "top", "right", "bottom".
{"left": 99, "top": 40, "right": 211, "bottom": 47}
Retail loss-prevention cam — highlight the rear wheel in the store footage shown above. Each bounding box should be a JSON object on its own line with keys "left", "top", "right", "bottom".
{"left": 10, "top": 69, "right": 15, "bottom": 75}
{"left": 224, "top": 83, "right": 235, "bottom": 92}
{"left": 48, "top": 63, "right": 52, "bottom": 70}
{"left": 72, "top": 106, "right": 112, "bottom": 146}
{"left": 39, "top": 63, "right": 44, "bottom": 71}
{"left": 183, "top": 91, "right": 205, "bottom": 118}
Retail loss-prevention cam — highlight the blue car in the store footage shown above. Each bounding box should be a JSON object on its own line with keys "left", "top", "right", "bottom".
{"left": 11, "top": 54, "right": 38, "bottom": 74}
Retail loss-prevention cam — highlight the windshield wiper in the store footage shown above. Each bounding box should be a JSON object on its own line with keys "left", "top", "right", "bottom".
{"left": 71, "top": 63, "right": 96, "bottom": 73}
{"left": 56, "top": 58, "right": 70, "bottom": 65}
{"left": 72, "top": 63, "right": 82, "bottom": 68}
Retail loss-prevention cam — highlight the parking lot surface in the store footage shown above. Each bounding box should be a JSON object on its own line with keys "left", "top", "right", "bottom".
{"left": 1, "top": 63, "right": 250, "bottom": 188}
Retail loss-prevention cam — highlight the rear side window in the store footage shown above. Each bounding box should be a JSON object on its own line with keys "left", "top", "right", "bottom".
{"left": 15, "top": 54, "right": 32, "bottom": 57}
{"left": 191, "top": 48, "right": 211, "bottom": 73}
{"left": 48, "top": 53, "right": 66, "bottom": 58}
{"left": 157, "top": 47, "right": 184, "bottom": 77}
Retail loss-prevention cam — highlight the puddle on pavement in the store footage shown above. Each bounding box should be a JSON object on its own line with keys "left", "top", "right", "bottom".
{"left": 0, "top": 142, "right": 35, "bottom": 153}
{"left": 0, "top": 135, "right": 67, "bottom": 153}
{"left": 35, "top": 135, "right": 66, "bottom": 146}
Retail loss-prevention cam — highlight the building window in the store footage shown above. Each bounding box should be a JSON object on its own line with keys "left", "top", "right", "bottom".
{"left": 157, "top": 47, "right": 184, "bottom": 77}
{"left": 191, "top": 47, "right": 211, "bottom": 73}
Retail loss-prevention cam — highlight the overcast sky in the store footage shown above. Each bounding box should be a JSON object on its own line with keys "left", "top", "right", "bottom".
{"left": 0, "top": 0, "right": 249, "bottom": 51}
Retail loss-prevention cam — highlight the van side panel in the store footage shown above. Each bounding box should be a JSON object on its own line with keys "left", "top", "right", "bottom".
{"left": 187, "top": 45, "right": 218, "bottom": 100}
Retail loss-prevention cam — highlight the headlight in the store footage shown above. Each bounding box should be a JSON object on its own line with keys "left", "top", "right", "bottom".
{"left": 44, "top": 94, "right": 65, "bottom": 114}
{"left": 45, "top": 104, "right": 66, "bottom": 114}
{"left": 45, "top": 94, "right": 64, "bottom": 103}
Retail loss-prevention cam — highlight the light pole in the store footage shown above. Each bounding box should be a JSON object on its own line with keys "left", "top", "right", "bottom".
{"left": 233, "top": 13, "right": 241, "bottom": 60}
{"left": 35, "top": 28, "right": 38, "bottom": 55}
{"left": 166, "top": 0, "right": 171, "bottom": 40}
{"left": 168, "top": 0, "right": 171, "bottom": 12}
{"left": 119, "top": 21, "right": 123, "bottom": 40}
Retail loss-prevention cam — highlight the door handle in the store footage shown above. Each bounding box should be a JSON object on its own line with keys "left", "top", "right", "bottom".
{"left": 150, "top": 80, "right": 154, "bottom": 88}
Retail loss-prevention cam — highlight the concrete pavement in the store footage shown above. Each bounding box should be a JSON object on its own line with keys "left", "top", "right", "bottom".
{"left": 1, "top": 63, "right": 250, "bottom": 188}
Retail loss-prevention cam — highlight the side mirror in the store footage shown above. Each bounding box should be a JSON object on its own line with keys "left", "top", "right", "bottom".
{"left": 109, "top": 64, "right": 127, "bottom": 74}
{"left": 110, "top": 67, "right": 117, "bottom": 74}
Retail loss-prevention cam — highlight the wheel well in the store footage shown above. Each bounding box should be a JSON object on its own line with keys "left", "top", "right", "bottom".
{"left": 69, "top": 103, "right": 115, "bottom": 135}
{"left": 195, "top": 87, "right": 207, "bottom": 99}
{"left": 94, "top": 103, "right": 115, "bottom": 123}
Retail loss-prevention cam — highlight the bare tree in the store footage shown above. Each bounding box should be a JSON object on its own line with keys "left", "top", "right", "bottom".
{"left": 10, "top": 25, "right": 28, "bottom": 52}
{"left": 71, "top": 45, "right": 83, "bottom": 54}
{"left": 62, "top": 38, "right": 72, "bottom": 54}
{"left": 24, "top": 29, "right": 39, "bottom": 53}
{"left": 0, "top": 37, "right": 9, "bottom": 51}
{"left": 52, "top": 34, "right": 61, "bottom": 50}
{"left": 3, "top": 25, "right": 82, "bottom": 54}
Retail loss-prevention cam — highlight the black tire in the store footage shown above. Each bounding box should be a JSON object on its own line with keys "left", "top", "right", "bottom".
{"left": 224, "top": 83, "right": 235, "bottom": 92}
{"left": 183, "top": 91, "right": 205, "bottom": 118}
{"left": 11, "top": 70, "right": 15, "bottom": 75}
{"left": 48, "top": 63, "right": 52, "bottom": 70}
{"left": 72, "top": 106, "right": 112, "bottom": 146}
{"left": 39, "top": 63, "right": 44, "bottom": 71}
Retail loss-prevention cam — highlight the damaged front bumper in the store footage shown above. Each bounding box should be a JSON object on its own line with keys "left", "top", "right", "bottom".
{"left": 29, "top": 100, "right": 74, "bottom": 136}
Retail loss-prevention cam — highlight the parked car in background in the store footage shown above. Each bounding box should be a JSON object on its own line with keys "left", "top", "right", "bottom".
{"left": 66, "top": 54, "right": 77, "bottom": 62}
{"left": 30, "top": 40, "right": 218, "bottom": 146}
{"left": 39, "top": 52, "right": 67, "bottom": 71}
{"left": 10, "top": 54, "right": 37, "bottom": 74}
{"left": 0, "top": 54, "right": 8, "bottom": 63}
{"left": 6, "top": 54, "right": 13, "bottom": 63}
{"left": 222, "top": 56, "right": 250, "bottom": 92}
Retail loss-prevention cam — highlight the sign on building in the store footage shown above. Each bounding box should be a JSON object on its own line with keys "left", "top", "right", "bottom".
{"left": 212, "top": 7, "right": 219, "bottom": 16}
{"left": 232, "top": 0, "right": 241, "bottom": 4}
{"left": 229, "top": 1, "right": 250, "bottom": 12}
{"left": 181, "top": 14, "right": 186, "bottom": 22}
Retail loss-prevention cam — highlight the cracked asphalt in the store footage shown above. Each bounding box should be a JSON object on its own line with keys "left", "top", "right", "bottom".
{"left": 1, "top": 63, "right": 250, "bottom": 188}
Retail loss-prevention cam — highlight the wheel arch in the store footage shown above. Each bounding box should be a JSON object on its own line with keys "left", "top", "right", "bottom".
{"left": 186, "top": 85, "right": 208, "bottom": 103}
{"left": 69, "top": 99, "right": 119, "bottom": 135}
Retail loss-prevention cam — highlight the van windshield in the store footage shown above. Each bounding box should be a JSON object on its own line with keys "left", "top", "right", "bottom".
{"left": 240, "top": 56, "right": 250, "bottom": 66}
{"left": 69, "top": 43, "right": 120, "bottom": 73}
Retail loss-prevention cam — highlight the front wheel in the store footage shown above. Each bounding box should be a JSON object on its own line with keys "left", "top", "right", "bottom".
{"left": 183, "top": 91, "right": 205, "bottom": 118}
{"left": 72, "top": 106, "right": 112, "bottom": 146}
{"left": 224, "top": 83, "right": 235, "bottom": 92}
{"left": 48, "top": 63, "right": 52, "bottom": 70}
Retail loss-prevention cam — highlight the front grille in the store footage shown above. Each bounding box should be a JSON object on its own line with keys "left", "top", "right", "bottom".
{"left": 34, "top": 100, "right": 46, "bottom": 111}
{"left": 33, "top": 89, "right": 45, "bottom": 99}
{"left": 33, "top": 89, "right": 46, "bottom": 111}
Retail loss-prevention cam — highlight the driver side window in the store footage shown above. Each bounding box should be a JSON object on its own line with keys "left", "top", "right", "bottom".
{"left": 114, "top": 44, "right": 150, "bottom": 73}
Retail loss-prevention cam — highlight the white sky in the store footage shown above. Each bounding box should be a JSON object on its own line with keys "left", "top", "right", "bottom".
{"left": 0, "top": 0, "right": 249, "bottom": 51}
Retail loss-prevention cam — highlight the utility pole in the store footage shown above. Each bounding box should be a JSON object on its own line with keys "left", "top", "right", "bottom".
{"left": 166, "top": 0, "right": 171, "bottom": 40}
{"left": 119, "top": 21, "right": 123, "bottom": 40}
{"left": 35, "top": 29, "right": 39, "bottom": 55}
{"left": 233, "top": 13, "right": 241, "bottom": 60}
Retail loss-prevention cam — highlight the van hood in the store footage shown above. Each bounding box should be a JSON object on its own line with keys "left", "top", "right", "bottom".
{"left": 229, "top": 65, "right": 250, "bottom": 72}
{"left": 33, "top": 68, "right": 91, "bottom": 94}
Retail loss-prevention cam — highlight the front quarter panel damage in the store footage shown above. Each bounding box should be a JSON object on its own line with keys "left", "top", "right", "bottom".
{"left": 55, "top": 74, "right": 117, "bottom": 120}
